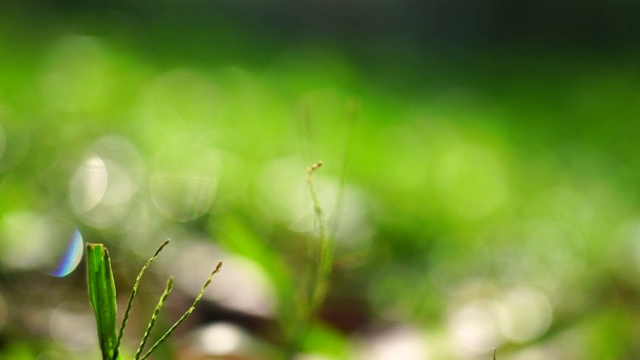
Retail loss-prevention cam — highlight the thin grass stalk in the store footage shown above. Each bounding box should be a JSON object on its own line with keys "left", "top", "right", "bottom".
{"left": 285, "top": 107, "right": 357, "bottom": 359}
{"left": 116, "top": 240, "right": 171, "bottom": 351}
{"left": 283, "top": 161, "right": 332, "bottom": 360}
{"left": 134, "top": 277, "right": 174, "bottom": 360}
{"left": 306, "top": 160, "right": 333, "bottom": 316}
{"left": 139, "top": 261, "right": 223, "bottom": 360}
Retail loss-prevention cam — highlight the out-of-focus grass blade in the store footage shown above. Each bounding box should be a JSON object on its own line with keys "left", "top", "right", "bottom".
{"left": 87, "top": 243, "right": 120, "bottom": 360}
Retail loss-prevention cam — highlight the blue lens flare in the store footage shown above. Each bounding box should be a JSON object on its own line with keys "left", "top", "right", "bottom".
{"left": 51, "top": 229, "right": 84, "bottom": 277}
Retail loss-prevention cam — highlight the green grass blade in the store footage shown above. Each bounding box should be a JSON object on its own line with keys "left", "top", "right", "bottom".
{"left": 139, "top": 261, "right": 223, "bottom": 360}
{"left": 116, "top": 240, "right": 171, "bottom": 352}
{"left": 284, "top": 161, "right": 332, "bottom": 359}
{"left": 306, "top": 161, "right": 332, "bottom": 315}
{"left": 86, "top": 243, "right": 119, "bottom": 360}
{"left": 134, "top": 277, "right": 174, "bottom": 360}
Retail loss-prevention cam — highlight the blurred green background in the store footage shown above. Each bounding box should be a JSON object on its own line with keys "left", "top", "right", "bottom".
{"left": 2, "top": 1, "right": 640, "bottom": 359}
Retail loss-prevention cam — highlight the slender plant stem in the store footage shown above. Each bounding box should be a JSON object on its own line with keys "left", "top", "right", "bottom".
{"left": 283, "top": 161, "right": 333, "bottom": 360}
{"left": 285, "top": 106, "right": 357, "bottom": 359}
{"left": 139, "top": 261, "right": 223, "bottom": 360}
{"left": 116, "top": 240, "right": 171, "bottom": 351}
{"left": 306, "top": 161, "right": 332, "bottom": 316}
{"left": 134, "top": 277, "right": 174, "bottom": 360}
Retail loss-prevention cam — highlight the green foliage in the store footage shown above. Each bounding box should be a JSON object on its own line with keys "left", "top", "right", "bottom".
{"left": 3, "top": 5, "right": 640, "bottom": 359}
{"left": 86, "top": 244, "right": 120, "bottom": 360}
{"left": 86, "top": 241, "right": 221, "bottom": 360}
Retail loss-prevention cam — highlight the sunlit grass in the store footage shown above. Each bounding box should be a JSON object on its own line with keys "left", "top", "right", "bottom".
{"left": 2, "top": 8, "right": 640, "bottom": 359}
{"left": 86, "top": 241, "right": 222, "bottom": 360}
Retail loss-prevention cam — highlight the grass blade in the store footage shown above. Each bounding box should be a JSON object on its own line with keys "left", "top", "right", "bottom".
{"left": 139, "top": 261, "right": 223, "bottom": 360}
{"left": 116, "top": 240, "right": 171, "bottom": 352}
{"left": 134, "top": 277, "right": 175, "bottom": 360}
{"left": 86, "top": 243, "right": 120, "bottom": 360}
{"left": 285, "top": 161, "right": 332, "bottom": 359}
{"left": 306, "top": 161, "right": 332, "bottom": 316}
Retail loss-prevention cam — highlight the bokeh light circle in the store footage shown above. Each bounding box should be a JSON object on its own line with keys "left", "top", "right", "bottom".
{"left": 150, "top": 146, "right": 220, "bottom": 222}
{"left": 49, "top": 302, "right": 96, "bottom": 351}
{"left": 496, "top": 286, "right": 552, "bottom": 342}
{"left": 69, "top": 156, "right": 107, "bottom": 213}
{"left": 69, "top": 136, "right": 142, "bottom": 228}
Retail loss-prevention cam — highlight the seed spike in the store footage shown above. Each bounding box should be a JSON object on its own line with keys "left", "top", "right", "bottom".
{"left": 134, "top": 277, "right": 174, "bottom": 360}
{"left": 116, "top": 240, "right": 171, "bottom": 351}
{"left": 307, "top": 160, "right": 323, "bottom": 175}
{"left": 139, "top": 261, "right": 223, "bottom": 360}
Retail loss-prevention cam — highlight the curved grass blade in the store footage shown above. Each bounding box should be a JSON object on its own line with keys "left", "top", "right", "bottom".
{"left": 134, "top": 277, "right": 174, "bottom": 360}
{"left": 86, "top": 243, "right": 120, "bottom": 360}
{"left": 139, "top": 261, "right": 223, "bottom": 360}
{"left": 116, "top": 240, "right": 171, "bottom": 352}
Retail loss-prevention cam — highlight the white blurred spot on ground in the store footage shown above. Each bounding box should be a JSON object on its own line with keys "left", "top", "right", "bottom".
{"left": 168, "top": 241, "right": 277, "bottom": 318}
{"left": 449, "top": 299, "right": 502, "bottom": 354}
{"left": 496, "top": 286, "right": 552, "bottom": 342}
{"left": 49, "top": 302, "right": 96, "bottom": 351}
{"left": 186, "top": 322, "right": 275, "bottom": 360}
{"left": 354, "top": 326, "right": 430, "bottom": 360}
